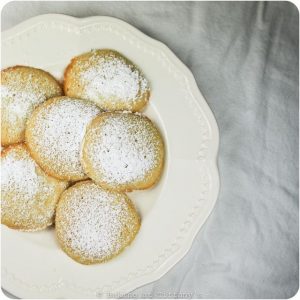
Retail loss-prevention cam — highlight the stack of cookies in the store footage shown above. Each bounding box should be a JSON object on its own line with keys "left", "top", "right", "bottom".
{"left": 1, "top": 50, "right": 165, "bottom": 264}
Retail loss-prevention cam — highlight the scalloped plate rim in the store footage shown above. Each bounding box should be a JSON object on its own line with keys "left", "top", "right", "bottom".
{"left": 1, "top": 14, "right": 220, "bottom": 299}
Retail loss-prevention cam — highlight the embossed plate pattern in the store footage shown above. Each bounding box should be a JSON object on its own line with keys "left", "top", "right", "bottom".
{"left": 1, "top": 14, "right": 219, "bottom": 298}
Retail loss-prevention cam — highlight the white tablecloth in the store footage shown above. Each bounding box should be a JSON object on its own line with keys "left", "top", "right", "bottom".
{"left": 2, "top": 1, "right": 298, "bottom": 298}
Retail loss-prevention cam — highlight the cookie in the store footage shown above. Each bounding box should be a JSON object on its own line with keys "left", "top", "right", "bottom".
{"left": 81, "top": 112, "right": 164, "bottom": 192}
{"left": 64, "top": 49, "right": 150, "bottom": 112}
{"left": 55, "top": 180, "right": 140, "bottom": 264}
{"left": 25, "top": 96, "right": 101, "bottom": 181}
{"left": 1, "top": 66, "right": 63, "bottom": 146}
{"left": 1, "top": 144, "right": 67, "bottom": 231}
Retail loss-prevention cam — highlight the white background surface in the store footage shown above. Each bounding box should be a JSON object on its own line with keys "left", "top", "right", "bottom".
{"left": 1, "top": 1, "right": 298, "bottom": 299}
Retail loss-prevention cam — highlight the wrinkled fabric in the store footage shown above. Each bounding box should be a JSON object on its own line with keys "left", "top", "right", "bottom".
{"left": 2, "top": 2, "right": 298, "bottom": 299}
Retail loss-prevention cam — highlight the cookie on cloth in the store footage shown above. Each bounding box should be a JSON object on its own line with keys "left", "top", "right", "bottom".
{"left": 55, "top": 180, "right": 141, "bottom": 264}
{"left": 64, "top": 49, "right": 150, "bottom": 112}
{"left": 1, "top": 66, "right": 62, "bottom": 146}
{"left": 1, "top": 144, "right": 67, "bottom": 231}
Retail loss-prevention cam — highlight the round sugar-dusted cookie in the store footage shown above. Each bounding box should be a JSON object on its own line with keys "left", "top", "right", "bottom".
{"left": 1, "top": 144, "right": 67, "bottom": 231}
{"left": 25, "top": 96, "right": 101, "bottom": 181}
{"left": 64, "top": 49, "right": 150, "bottom": 112}
{"left": 81, "top": 112, "right": 164, "bottom": 192}
{"left": 55, "top": 180, "right": 140, "bottom": 264}
{"left": 1, "top": 66, "right": 63, "bottom": 146}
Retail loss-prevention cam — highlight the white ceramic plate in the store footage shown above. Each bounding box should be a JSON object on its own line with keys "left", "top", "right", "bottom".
{"left": 1, "top": 14, "right": 219, "bottom": 299}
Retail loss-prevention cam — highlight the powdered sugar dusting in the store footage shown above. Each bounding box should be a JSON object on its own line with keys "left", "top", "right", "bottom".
{"left": 86, "top": 113, "right": 161, "bottom": 185}
{"left": 1, "top": 67, "right": 62, "bottom": 144}
{"left": 1, "top": 85, "right": 44, "bottom": 123}
{"left": 1, "top": 145, "right": 66, "bottom": 230}
{"left": 2, "top": 147, "right": 39, "bottom": 200}
{"left": 80, "top": 51, "right": 149, "bottom": 106}
{"left": 27, "top": 97, "right": 101, "bottom": 179}
{"left": 56, "top": 182, "right": 140, "bottom": 262}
